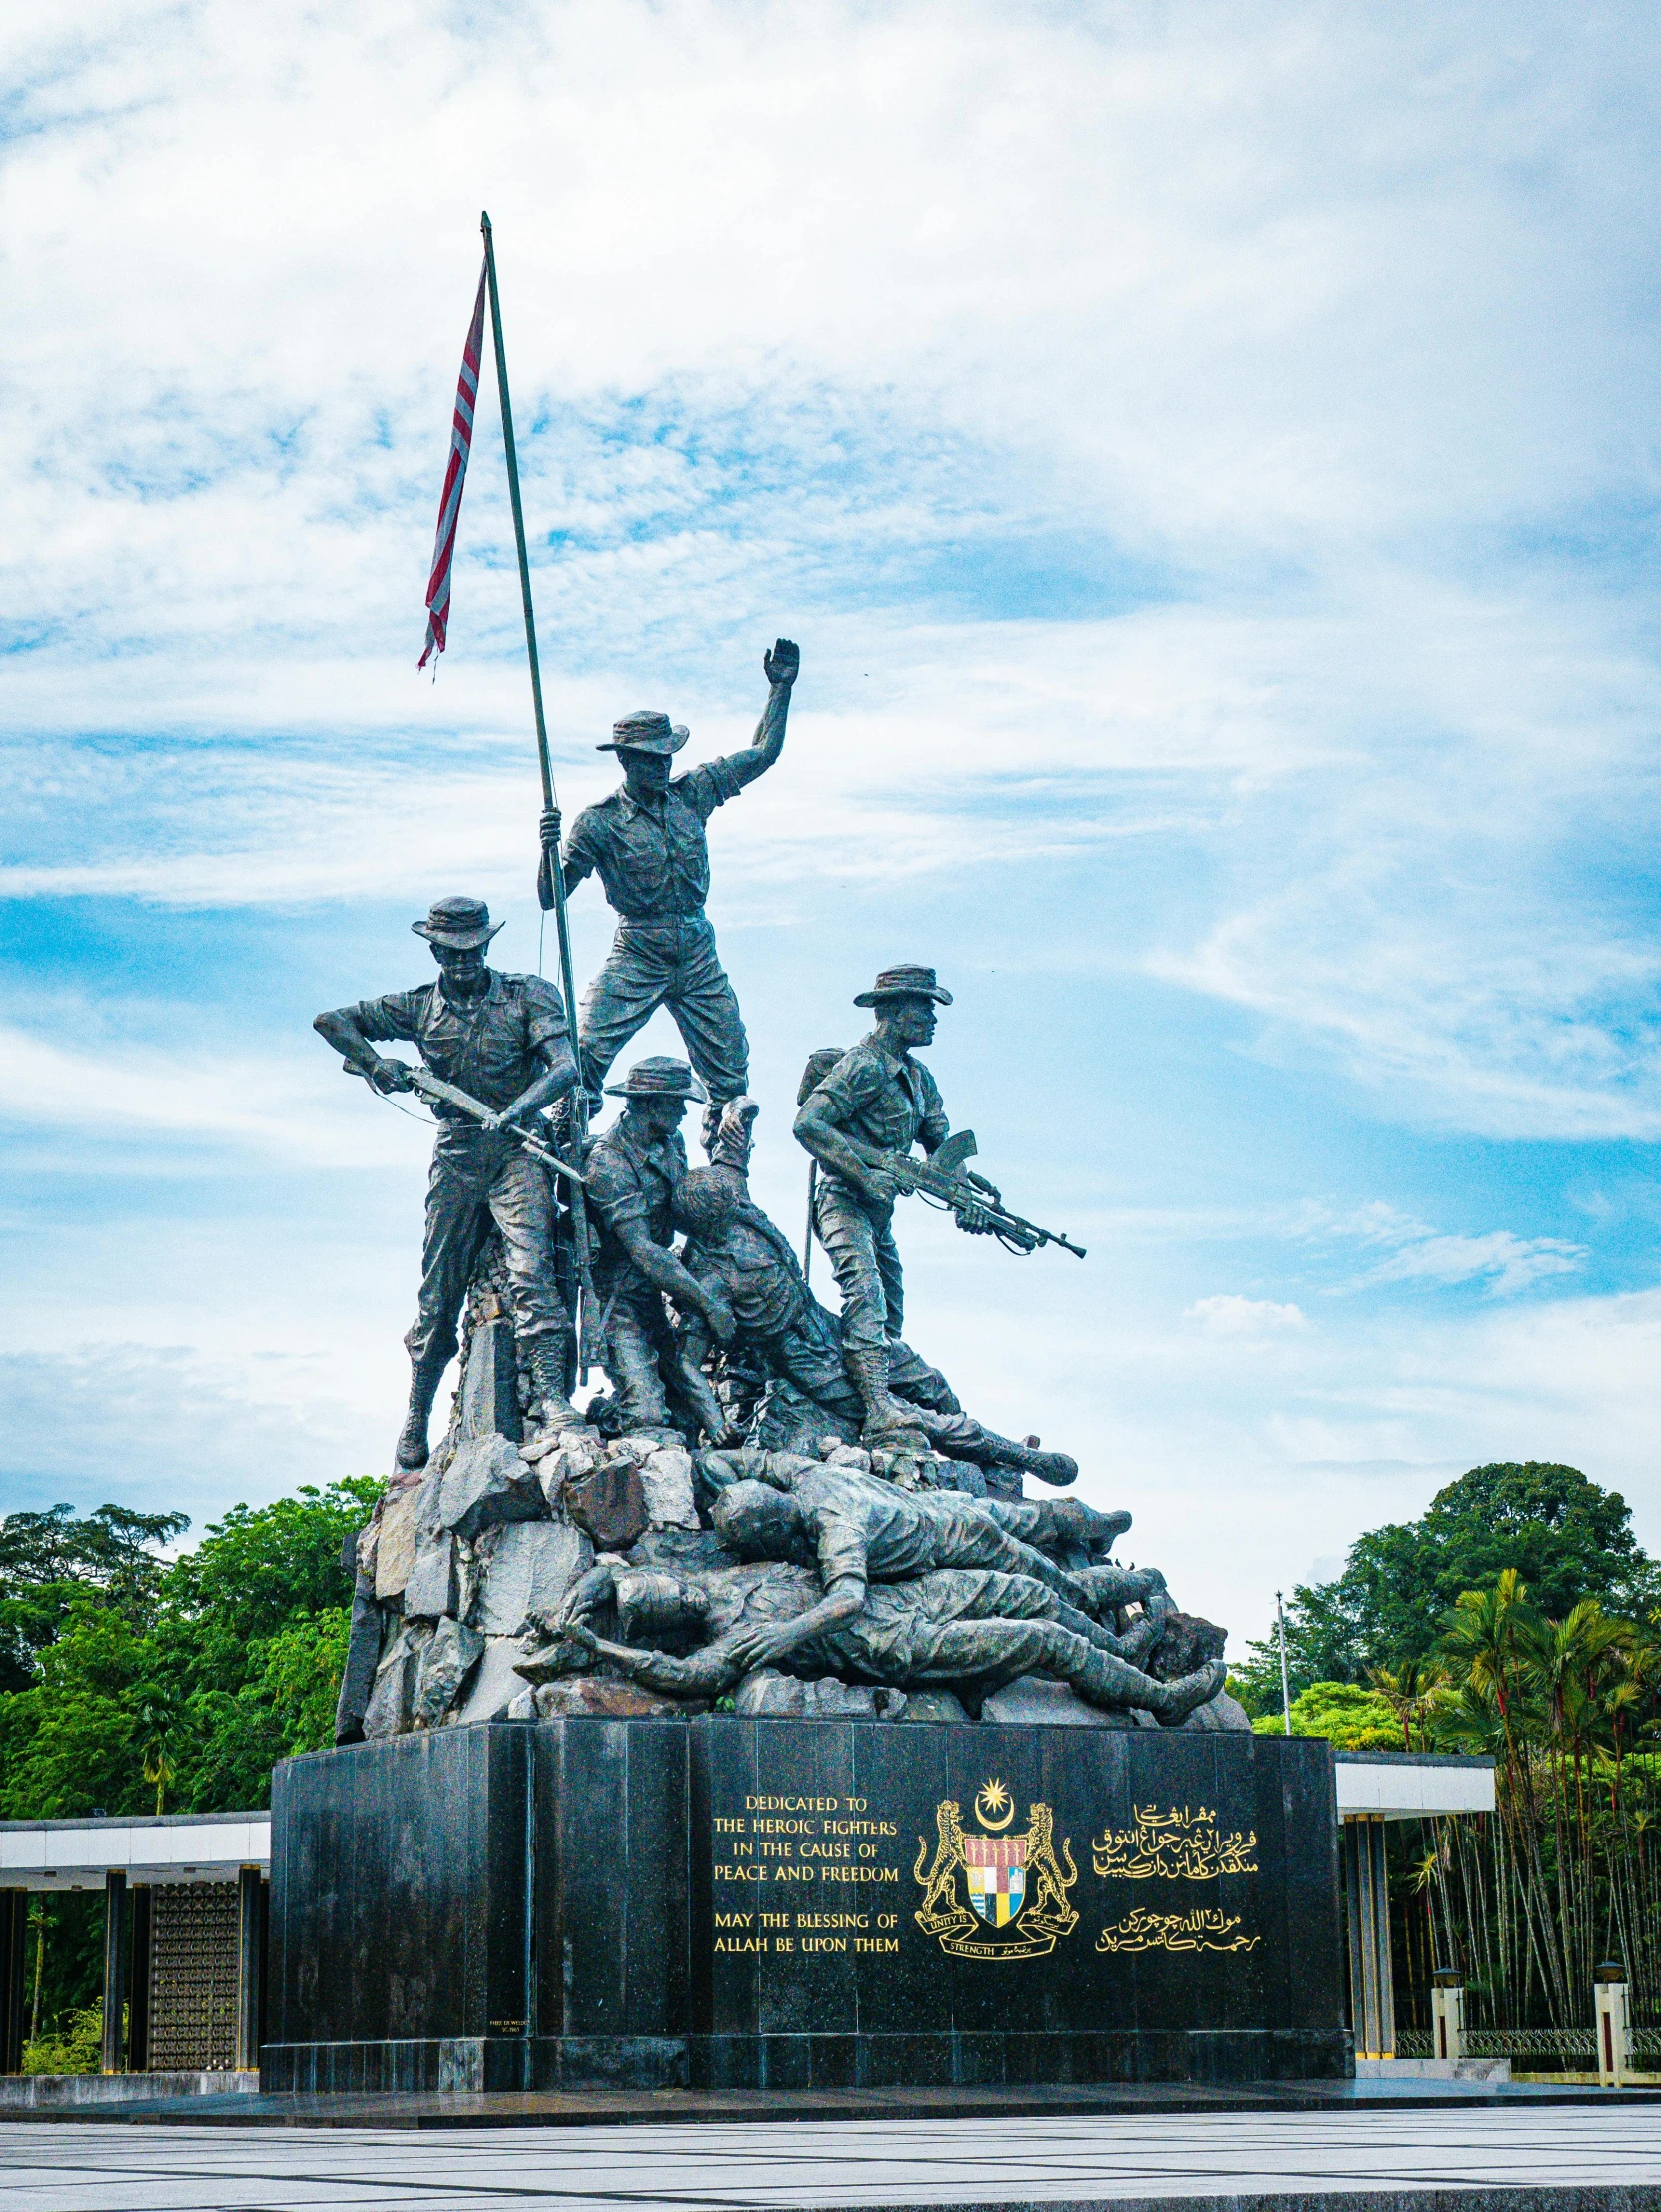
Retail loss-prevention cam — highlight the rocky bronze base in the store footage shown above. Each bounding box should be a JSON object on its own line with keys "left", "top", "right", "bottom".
{"left": 263, "top": 1718, "right": 1349, "bottom": 2093}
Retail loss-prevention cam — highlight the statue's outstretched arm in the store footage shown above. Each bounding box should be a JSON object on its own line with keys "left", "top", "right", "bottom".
{"left": 720, "top": 638, "right": 799, "bottom": 791}
{"left": 570, "top": 1625, "right": 739, "bottom": 1698}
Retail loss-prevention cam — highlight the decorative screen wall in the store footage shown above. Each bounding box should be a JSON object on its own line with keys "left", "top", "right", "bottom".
{"left": 148, "top": 1882, "right": 240, "bottom": 2072}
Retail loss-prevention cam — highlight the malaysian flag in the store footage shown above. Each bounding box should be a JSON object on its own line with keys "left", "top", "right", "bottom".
{"left": 417, "top": 258, "right": 488, "bottom": 670}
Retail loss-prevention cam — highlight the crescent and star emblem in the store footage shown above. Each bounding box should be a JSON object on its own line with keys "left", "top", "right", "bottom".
{"left": 975, "top": 1779, "right": 1015, "bottom": 1832}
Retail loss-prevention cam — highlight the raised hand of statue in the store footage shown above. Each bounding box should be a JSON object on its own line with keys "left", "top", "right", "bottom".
{"left": 539, "top": 805, "right": 562, "bottom": 850}
{"left": 764, "top": 637, "right": 800, "bottom": 688}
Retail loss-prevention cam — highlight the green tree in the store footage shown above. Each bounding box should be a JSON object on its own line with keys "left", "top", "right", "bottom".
{"left": 0, "top": 1482, "right": 378, "bottom": 1823}
{"left": 0, "top": 1478, "right": 380, "bottom": 2029}
{"left": 0, "top": 1601, "right": 165, "bottom": 1819}
{"left": 177, "top": 1608, "right": 354, "bottom": 1811}
{"left": 1250, "top": 1679, "right": 1400, "bottom": 1749}
{"left": 0, "top": 1503, "right": 186, "bottom": 1694}
{"left": 162, "top": 1480, "right": 377, "bottom": 1664}
{"left": 136, "top": 1691, "right": 180, "bottom": 1816}
{"left": 1239, "top": 1464, "right": 1657, "bottom": 1692}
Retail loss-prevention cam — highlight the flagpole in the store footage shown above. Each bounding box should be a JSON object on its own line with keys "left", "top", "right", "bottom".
{"left": 479, "top": 209, "right": 600, "bottom": 1382}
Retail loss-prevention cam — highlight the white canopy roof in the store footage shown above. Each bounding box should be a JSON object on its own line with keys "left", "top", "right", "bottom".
{"left": 0, "top": 1813, "right": 270, "bottom": 1890}
{"left": 1334, "top": 1749, "right": 1495, "bottom": 1820}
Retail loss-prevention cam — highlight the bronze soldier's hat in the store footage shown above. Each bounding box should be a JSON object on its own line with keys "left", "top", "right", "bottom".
{"left": 598, "top": 711, "right": 691, "bottom": 756}
{"left": 604, "top": 1055, "right": 709, "bottom": 1103}
{"left": 853, "top": 963, "right": 953, "bottom": 1008}
{"left": 411, "top": 895, "right": 507, "bottom": 951}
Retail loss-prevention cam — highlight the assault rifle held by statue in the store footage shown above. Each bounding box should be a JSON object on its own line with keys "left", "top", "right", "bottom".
{"left": 396, "top": 1065, "right": 589, "bottom": 1187}
{"left": 854, "top": 1128, "right": 1086, "bottom": 1259}
{"left": 353, "top": 1052, "right": 588, "bottom": 1188}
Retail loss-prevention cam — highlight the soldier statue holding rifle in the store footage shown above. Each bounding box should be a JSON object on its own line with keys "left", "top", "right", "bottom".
{"left": 794, "top": 964, "right": 1084, "bottom": 1449}
{"left": 314, "top": 896, "right": 586, "bottom": 1472}
{"left": 537, "top": 640, "right": 800, "bottom": 1141}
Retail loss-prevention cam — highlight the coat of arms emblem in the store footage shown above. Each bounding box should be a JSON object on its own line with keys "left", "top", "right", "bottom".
{"left": 914, "top": 1780, "right": 1078, "bottom": 1959}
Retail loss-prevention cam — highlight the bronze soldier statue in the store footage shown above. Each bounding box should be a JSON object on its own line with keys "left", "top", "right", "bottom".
{"left": 537, "top": 640, "right": 799, "bottom": 1139}
{"left": 580, "top": 1056, "right": 737, "bottom": 1435}
{"left": 315, "top": 896, "right": 583, "bottom": 1471}
{"left": 671, "top": 1160, "right": 1079, "bottom": 1482}
{"left": 794, "top": 965, "right": 996, "bottom": 1445}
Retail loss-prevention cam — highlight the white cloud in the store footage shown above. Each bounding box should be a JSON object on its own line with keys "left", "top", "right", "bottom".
{"left": 1352, "top": 1229, "right": 1584, "bottom": 1297}
{"left": 1302, "top": 1201, "right": 1588, "bottom": 1297}
{"left": 1, "top": 4, "right": 1657, "bottom": 1152}
{"left": 1186, "top": 1294, "right": 1310, "bottom": 1335}
{"left": 0, "top": 1014, "right": 431, "bottom": 1169}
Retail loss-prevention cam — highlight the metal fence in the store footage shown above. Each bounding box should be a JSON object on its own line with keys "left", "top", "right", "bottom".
{"left": 1397, "top": 2023, "right": 1661, "bottom": 2062}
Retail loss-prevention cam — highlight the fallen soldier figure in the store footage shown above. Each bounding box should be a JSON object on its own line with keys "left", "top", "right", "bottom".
{"left": 697, "top": 1449, "right": 1173, "bottom": 1656}
{"left": 559, "top": 1546, "right": 1224, "bottom": 1725}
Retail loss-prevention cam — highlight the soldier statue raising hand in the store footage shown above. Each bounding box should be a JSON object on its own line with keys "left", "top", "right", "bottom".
{"left": 537, "top": 640, "right": 799, "bottom": 1142}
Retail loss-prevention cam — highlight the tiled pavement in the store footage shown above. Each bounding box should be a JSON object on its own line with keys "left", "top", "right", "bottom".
{"left": 4, "top": 2107, "right": 1661, "bottom": 2212}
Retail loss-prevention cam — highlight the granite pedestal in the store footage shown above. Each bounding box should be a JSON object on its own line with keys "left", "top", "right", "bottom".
{"left": 263, "top": 1718, "right": 1348, "bottom": 2093}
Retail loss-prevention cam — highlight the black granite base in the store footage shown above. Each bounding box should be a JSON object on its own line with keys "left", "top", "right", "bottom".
{"left": 264, "top": 1718, "right": 1348, "bottom": 2092}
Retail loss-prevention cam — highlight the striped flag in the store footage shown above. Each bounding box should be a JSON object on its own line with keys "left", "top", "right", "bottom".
{"left": 417, "top": 258, "right": 488, "bottom": 671}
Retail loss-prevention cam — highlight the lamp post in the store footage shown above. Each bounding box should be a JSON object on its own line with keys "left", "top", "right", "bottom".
{"left": 1276, "top": 1589, "right": 1293, "bottom": 1736}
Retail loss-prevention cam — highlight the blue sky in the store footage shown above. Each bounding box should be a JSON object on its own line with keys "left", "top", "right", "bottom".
{"left": 2, "top": 1, "right": 1659, "bottom": 1646}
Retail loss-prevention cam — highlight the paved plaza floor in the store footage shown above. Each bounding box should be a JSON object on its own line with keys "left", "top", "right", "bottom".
{"left": 4, "top": 2107, "right": 1661, "bottom": 2212}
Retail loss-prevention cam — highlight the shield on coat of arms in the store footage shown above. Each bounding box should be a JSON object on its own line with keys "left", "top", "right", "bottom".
{"left": 963, "top": 1834, "right": 1027, "bottom": 1928}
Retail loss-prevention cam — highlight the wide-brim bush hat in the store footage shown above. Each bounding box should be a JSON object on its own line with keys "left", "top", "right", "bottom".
{"left": 598, "top": 711, "right": 691, "bottom": 756}
{"left": 853, "top": 964, "right": 953, "bottom": 1008}
{"left": 604, "top": 1056, "right": 709, "bottom": 1103}
{"left": 412, "top": 896, "right": 506, "bottom": 950}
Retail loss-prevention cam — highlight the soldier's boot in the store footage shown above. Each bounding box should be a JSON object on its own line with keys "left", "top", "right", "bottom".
{"left": 389, "top": 1344, "right": 441, "bottom": 1468}
{"left": 1030, "top": 1499, "right": 1134, "bottom": 1555}
{"left": 521, "top": 1333, "right": 584, "bottom": 1435}
{"left": 908, "top": 1407, "right": 1078, "bottom": 1487}
{"left": 848, "top": 1346, "right": 929, "bottom": 1452}
{"left": 970, "top": 1426, "right": 1081, "bottom": 1487}
{"left": 394, "top": 1352, "right": 448, "bottom": 1472}
{"left": 1074, "top": 1649, "right": 1227, "bottom": 1726}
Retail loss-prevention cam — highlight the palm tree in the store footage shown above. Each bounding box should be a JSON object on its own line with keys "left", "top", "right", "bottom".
{"left": 136, "top": 1695, "right": 177, "bottom": 1817}
{"left": 1369, "top": 1656, "right": 1447, "bottom": 1752}
{"left": 1438, "top": 1571, "right": 1536, "bottom": 1771}
{"left": 1434, "top": 1575, "right": 1577, "bottom": 2030}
